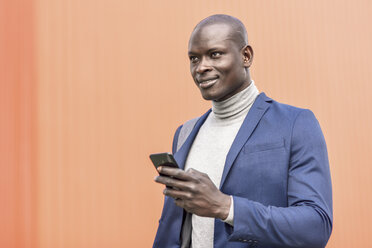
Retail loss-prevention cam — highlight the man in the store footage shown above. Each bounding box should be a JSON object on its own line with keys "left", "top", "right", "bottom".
{"left": 154, "top": 14, "right": 332, "bottom": 248}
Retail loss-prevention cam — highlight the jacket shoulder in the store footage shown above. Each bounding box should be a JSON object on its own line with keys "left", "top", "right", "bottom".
{"left": 263, "top": 93, "right": 315, "bottom": 123}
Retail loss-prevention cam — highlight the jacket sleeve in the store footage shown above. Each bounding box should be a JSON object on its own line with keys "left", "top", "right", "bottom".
{"left": 227, "top": 109, "right": 333, "bottom": 248}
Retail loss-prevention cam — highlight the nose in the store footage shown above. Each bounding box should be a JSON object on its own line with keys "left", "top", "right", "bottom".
{"left": 196, "top": 57, "right": 212, "bottom": 74}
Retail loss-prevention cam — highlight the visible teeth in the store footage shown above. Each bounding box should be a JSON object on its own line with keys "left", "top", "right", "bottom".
{"left": 203, "top": 79, "right": 216, "bottom": 83}
{"left": 199, "top": 78, "right": 218, "bottom": 89}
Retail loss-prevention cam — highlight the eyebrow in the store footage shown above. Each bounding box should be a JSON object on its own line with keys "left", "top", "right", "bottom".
{"left": 188, "top": 46, "right": 226, "bottom": 56}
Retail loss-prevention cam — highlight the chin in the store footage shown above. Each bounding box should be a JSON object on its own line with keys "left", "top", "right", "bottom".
{"left": 201, "top": 95, "right": 213, "bottom": 101}
{"left": 200, "top": 91, "right": 223, "bottom": 101}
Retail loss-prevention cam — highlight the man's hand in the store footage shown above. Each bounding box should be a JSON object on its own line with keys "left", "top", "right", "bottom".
{"left": 154, "top": 166, "right": 231, "bottom": 220}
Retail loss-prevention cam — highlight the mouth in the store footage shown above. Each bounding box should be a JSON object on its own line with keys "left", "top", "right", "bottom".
{"left": 198, "top": 77, "right": 219, "bottom": 89}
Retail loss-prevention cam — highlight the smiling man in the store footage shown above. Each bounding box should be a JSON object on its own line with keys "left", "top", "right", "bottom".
{"left": 153, "top": 14, "right": 332, "bottom": 248}
{"left": 188, "top": 18, "right": 252, "bottom": 102}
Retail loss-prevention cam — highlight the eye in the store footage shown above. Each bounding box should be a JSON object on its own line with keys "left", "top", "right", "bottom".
{"left": 211, "top": 51, "right": 222, "bottom": 58}
{"left": 189, "top": 56, "right": 199, "bottom": 63}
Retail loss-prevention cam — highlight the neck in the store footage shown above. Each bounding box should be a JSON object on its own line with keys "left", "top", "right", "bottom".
{"left": 212, "top": 80, "right": 259, "bottom": 119}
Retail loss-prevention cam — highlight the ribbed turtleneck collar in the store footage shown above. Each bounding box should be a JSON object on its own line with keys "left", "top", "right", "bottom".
{"left": 212, "top": 81, "right": 259, "bottom": 119}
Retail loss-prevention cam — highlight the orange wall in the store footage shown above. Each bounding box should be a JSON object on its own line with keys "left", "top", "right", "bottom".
{"left": 2, "top": 0, "right": 372, "bottom": 247}
{"left": 0, "top": 0, "right": 37, "bottom": 247}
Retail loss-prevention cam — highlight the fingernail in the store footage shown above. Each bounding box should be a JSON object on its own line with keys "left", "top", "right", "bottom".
{"left": 163, "top": 189, "right": 167, "bottom": 194}
{"left": 157, "top": 166, "right": 162, "bottom": 172}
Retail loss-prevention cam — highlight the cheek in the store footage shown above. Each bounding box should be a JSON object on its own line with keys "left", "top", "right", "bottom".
{"left": 225, "top": 63, "right": 245, "bottom": 81}
{"left": 190, "top": 68, "right": 197, "bottom": 81}
{"left": 216, "top": 59, "right": 239, "bottom": 76}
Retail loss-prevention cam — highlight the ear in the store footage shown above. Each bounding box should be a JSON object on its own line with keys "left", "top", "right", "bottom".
{"left": 242, "top": 45, "right": 253, "bottom": 67}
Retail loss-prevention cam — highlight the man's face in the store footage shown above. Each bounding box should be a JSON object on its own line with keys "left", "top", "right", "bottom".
{"left": 188, "top": 23, "right": 250, "bottom": 101}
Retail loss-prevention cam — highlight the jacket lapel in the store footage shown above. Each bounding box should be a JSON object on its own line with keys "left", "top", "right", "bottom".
{"left": 160, "top": 113, "right": 210, "bottom": 247}
{"left": 219, "top": 92, "right": 272, "bottom": 188}
{"left": 174, "top": 109, "right": 211, "bottom": 170}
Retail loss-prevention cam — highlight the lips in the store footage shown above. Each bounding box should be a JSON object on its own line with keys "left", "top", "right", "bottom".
{"left": 198, "top": 77, "right": 219, "bottom": 89}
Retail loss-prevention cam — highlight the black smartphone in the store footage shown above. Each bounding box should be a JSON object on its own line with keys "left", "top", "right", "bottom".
{"left": 150, "top": 153, "right": 179, "bottom": 189}
{"left": 149, "top": 152, "right": 179, "bottom": 171}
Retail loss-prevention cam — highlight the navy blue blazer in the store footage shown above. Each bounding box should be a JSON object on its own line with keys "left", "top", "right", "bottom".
{"left": 153, "top": 93, "right": 333, "bottom": 248}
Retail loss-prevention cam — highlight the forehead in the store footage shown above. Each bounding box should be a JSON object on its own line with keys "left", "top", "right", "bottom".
{"left": 188, "top": 23, "right": 239, "bottom": 52}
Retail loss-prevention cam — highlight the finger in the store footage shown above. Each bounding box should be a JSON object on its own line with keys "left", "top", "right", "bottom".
{"left": 157, "top": 167, "right": 194, "bottom": 181}
{"left": 186, "top": 168, "right": 209, "bottom": 179}
{"left": 154, "top": 175, "right": 175, "bottom": 186}
{"left": 163, "top": 187, "right": 192, "bottom": 200}
{"left": 155, "top": 175, "right": 194, "bottom": 191}
{"left": 174, "top": 198, "right": 185, "bottom": 208}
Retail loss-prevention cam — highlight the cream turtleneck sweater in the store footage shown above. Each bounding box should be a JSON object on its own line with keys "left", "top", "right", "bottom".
{"left": 184, "top": 81, "right": 259, "bottom": 248}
